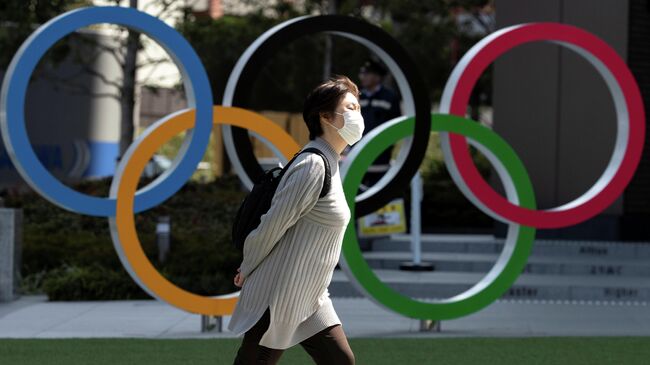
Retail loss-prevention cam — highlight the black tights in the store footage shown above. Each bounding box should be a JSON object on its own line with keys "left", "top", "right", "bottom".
{"left": 233, "top": 307, "right": 355, "bottom": 365}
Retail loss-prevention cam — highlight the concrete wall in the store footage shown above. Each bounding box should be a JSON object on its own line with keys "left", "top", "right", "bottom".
{"left": 493, "top": 0, "right": 629, "bottom": 239}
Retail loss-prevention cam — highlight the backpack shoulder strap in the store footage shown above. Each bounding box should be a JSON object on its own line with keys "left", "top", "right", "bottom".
{"left": 280, "top": 147, "right": 331, "bottom": 198}
{"left": 301, "top": 147, "right": 331, "bottom": 198}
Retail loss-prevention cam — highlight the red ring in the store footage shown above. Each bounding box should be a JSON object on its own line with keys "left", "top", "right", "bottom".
{"left": 446, "top": 23, "right": 645, "bottom": 228}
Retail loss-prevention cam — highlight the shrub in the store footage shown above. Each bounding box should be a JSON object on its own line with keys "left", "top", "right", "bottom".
{"left": 42, "top": 263, "right": 150, "bottom": 301}
{"left": 2, "top": 174, "right": 246, "bottom": 300}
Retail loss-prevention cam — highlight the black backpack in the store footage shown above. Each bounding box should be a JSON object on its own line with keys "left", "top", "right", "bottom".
{"left": 231, "top": 148, "right": 331, "bottom": 252}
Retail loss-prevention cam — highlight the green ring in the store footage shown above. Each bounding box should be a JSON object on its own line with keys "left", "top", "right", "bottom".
{"left": 341, "top": 114, "right": 537, "bottom": 320}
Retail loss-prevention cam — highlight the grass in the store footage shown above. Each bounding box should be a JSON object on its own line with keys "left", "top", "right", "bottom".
{"left": 1, "top": 337, "right": 649, "bottom": 364}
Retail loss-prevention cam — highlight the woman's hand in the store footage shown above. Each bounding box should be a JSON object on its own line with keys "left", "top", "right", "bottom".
{"left": 234, "top": 267, "right": 245, "bottom": 288}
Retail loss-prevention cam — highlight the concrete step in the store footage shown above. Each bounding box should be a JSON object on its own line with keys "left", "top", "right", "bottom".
{"left": 371, "top": 234, "right": 650, "bottom": 259}
{"left": 362, "top": 251, "right": 650, "bottom": 276}
{"left": 328, "top": 269, "right": 650, "bottom": 302}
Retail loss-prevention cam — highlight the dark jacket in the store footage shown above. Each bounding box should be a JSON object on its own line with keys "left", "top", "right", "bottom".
{"left": 359, "top": 85, "right": 401, "bottom": 166}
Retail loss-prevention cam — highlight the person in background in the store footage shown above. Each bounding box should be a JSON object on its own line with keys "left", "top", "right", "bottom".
{"left": 356, "top": 59, "right": 402, "bottom": 190}
{"left": 352, "top": 59, "right": 402, "bottom": 252}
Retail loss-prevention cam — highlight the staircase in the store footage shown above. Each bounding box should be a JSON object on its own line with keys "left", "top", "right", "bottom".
{"left": 329, "top": 234, "right": 650, "bottom": 303}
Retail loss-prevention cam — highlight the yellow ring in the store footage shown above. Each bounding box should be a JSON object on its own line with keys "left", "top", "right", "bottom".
{"left": 113, "top": 106, "right": 300, "bottom": 315}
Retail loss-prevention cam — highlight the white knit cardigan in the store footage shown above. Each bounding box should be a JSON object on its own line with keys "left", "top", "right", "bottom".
{"left": 227, "top": 136, "right": 351, "bottom": 349}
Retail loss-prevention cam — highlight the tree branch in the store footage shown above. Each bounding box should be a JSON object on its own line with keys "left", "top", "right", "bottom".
{"left": 39, "top": 72, "right": 122, "bottom": 101}
{"left": 80, "top": 64, "right": 124, "bottom": 90}
{"left": 136, "top": 57, "right": 171, "bottom": 69}
{"left": 75, "top": 32, "right": 126, "bottom": 67}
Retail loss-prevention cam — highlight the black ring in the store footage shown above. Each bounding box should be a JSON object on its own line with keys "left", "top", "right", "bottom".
{"left": 224, "top": 15, "right": 431, "bottom": 216}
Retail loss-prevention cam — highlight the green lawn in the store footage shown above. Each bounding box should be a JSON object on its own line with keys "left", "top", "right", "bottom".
{"left": 1, "top": 337, "right": 648, "bottom": 364}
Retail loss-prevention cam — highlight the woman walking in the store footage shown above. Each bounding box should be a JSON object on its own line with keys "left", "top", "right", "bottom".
{"left": 229, "top": 75, "right": 363, "bottom": 365}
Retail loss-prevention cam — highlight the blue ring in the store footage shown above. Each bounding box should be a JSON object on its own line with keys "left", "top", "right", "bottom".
{"left": 0, "top": 6, "right": 213, "bottom": 217}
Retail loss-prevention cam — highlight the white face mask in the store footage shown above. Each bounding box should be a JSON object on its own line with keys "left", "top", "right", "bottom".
{"left": 327, "top": 110, "right": 365, "bottom": 145}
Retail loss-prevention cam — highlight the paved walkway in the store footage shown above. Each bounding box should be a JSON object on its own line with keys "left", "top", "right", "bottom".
{"left": 0, "top": 295, "right": 649, "bottom": 338}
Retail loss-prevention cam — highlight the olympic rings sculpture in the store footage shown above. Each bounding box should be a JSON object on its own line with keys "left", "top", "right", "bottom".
{"left": 0, "top": 6, "right": 644, "bottom": 320}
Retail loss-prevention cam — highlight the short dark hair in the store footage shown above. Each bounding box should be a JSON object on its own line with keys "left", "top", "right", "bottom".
{"left": 302, "top": 75, "right": 360, "bottom": 140}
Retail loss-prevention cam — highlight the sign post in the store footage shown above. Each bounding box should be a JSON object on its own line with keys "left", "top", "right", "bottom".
{"left": 399, "top": 171, "right": 433, "bottom": 271}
